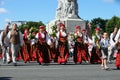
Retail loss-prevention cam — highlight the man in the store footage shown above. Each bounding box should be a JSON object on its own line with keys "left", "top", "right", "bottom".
{"left": 115, "top": 28, "right": 120, "bottom": 42}
{"left": 108, "top": 27, "right": 118, "bottom": 63}
{"left": 0, "top": 25, "right": 10, "bottom": 64}
{"left": 7, "top": 23, "right": 23, "bottom": 66}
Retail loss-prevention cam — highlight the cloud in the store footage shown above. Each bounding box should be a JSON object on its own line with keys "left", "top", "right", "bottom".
{"left": 5, "top": 18, "right": 10, "bottom": 22}
{"left": 0, "top": 8, "right": 8, "bottom": 13}
{"left": 103, "top": 0, "right": 115, "bottom": 3}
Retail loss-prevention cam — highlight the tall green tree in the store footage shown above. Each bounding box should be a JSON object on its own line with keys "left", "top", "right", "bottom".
{"left": 106, "top": 16, "right": 120, "bottom": 35}
{"left": 91, "top": 17, "right": 108, "bottom": 34}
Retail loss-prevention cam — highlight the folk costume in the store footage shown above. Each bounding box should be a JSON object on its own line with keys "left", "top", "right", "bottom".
{"left": 73, "top": 26, "right": 88, "bottom": 64}
{"left": 116, "top": 41, "right": 120, "bottom": 69}
{"left": 7, "top": 24, "right": 23, "bottom": 66}
{"left": 29, "top": 31, "right": 37, "bottom": 61}
{"left": 56, "top": 23, "right": 69, "bottom": 64}
{"left": 36, "top": 26, "right": 52, "bottom": 65}
{"left": 49, "top": 36, "right": 57, "bottom": 62}
{"left": 22, "top": 28, "right": 31, "bottom": 63}
{"left": 90, "top": 28, "right": 102, "bottom": 64}
{"left": 82, "top": 29, "right": 89, "bottom": 61}
{"left": 108, "top": 29, "right": 118, "bottom": 63}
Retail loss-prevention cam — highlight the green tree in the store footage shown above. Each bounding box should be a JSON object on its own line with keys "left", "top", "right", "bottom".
{"left": 91, "top": 17, "right": 108, "bottom": 34}
{"left": 19, "top": 21, "right": 45, "bottom": 33}
{"left": 106, "top": 16, "right": 120, "bottom": 35}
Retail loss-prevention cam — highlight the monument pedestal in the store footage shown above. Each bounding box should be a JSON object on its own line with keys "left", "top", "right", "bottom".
{"left": 64, "top": 18, "right": 86, "bottom": 32}
{"left": 46, "top": 18, "right": 86, "bottom": 33}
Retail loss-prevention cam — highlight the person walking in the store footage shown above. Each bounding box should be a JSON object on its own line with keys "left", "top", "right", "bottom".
{"left": 100, "top": 32, "right": 110, "bottom": 70}
{"left": 0, "top": 25, "right": 10, "bottom": 64}
{"left": 7, "top": 23, "right": 23, "bottom": 66}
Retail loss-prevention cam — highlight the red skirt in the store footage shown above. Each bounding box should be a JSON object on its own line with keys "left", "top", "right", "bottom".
{"left": 57, "top": 41, "right": 69, "bottom": 64}
{"left": 22, "top": 46, "right": 30, "bottom": 63}
{"left": 90, "top": 47, "right": 101, "bottom": 64}
{"left": 73, "top": 42, "right": 88, "bottom": 63}
{"left": 115, "top": 53, "right": 120, "bottom": 67}
{"left": 37, "top": 43, "right": 51, "bottom": 64}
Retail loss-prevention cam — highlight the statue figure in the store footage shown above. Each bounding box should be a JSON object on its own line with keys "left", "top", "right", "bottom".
{"left": 70, "top": 0, "right": 78, "bottom": 16}
{"left": 56, "top": 0, "right": 79, "bottom": 19}
{"left": 56, "top": 0, "right": 64, "bottom": 19}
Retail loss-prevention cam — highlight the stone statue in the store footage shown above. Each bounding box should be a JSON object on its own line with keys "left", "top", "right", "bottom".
{"left": 56, "top": 0, "right": 64, "bottom": 19}
{"left": 56, "top": 0, "right": 79, "bottom": 19}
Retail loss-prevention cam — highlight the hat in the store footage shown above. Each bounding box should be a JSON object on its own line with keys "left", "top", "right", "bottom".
{"left": 76, "top": 26, "right": 81, "bottom": 29}
{"left": 82, "top": 29, "right": 86, "bottom": 32}
{"left": 39, "top": 26, "right": 44, "bottom": 29}
{"left": 60, "top": 23, "right": 65, "bottom": 27}
{"left": 95, "top": 27, "right": 100, "bottom": 31}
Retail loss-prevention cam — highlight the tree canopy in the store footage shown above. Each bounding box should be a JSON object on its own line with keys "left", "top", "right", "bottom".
{"left": 19, "top": 21, "right": 45, "bottom": 33}
{"left": 106, "top": 16, "right": 120, "bottom": 35}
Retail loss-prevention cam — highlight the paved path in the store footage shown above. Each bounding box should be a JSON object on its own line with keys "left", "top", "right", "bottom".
{"left": 0, "top": 60, "right": 120, "bottom": 80}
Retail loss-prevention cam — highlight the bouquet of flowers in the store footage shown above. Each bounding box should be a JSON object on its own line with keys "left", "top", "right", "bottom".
{"left": 49, "top": 25, "right": 57, "bottom": 37}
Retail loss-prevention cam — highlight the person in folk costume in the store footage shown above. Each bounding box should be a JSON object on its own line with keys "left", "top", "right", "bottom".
{"left": 100, "top": 32, "right": 110, "bottom": 69}
{"left": 0, "top": 25, "right": 11, "bottom": 64}
{"left": 115, "top": 27, "right": 120, "bottom": 41}
{"left": 68, "top": 32, "right": 75, "bottom": 58}
{"left": 7, "top": 23, "right": 23, "bottom": 66}
{"left": 29, "top": 29, "right": 37, "bottom": 61}
{"left": 115, "top": 36, "right": 120, "bottom": 69}
{"left": 108, "top": 27, "right": 118, "bottom": 63}
{"left": 22, "top": 28, "right": 31, "bottom": 63}
{"left": 49, "top": 35, "right": 58, "bottom": 62}
{"left": 73, "top": 26, "right": 88, "bottom": 64}
{"left": 56, "top": 23, "right": 69, "bottom": 64}
{"left": 35, "top": 26, "right": 52, "bottom": 65}
{"left": 114, "top": 28, "right": 120, "bottom": 69}
{"left": 115, "top": 28, "right": 120, "bottom": 57}
{"left": 81, "top": 29, "right": 89, "bottom": 62}
{"left": 90, "top": 27, "right": 102, "bottom": 64}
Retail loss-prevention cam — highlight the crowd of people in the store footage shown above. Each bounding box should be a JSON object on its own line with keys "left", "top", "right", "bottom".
{"left": 0, "top": 23, "right": 120, "bottom": 70}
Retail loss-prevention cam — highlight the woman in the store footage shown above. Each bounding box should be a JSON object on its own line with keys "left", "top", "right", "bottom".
{"left": 90, "top": 28, "right": 102, "bottom": 64}
{"left": 56, "top": 23, "right": 69, "bottom": 64}
{"left": 115, "top": 37, "right": 120, "bottom": 69}
{"left": 73, "top": 26, "right": 88, "bottom": 64}
{"left": 36, "top": 26, "right": 52, "bottom": 65}
{"left": 22, "top": 28, "right": 31, "bottom": 63}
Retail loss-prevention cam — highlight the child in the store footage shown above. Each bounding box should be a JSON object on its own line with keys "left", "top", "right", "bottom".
{"left": 100, "top": 32, "right": 110, "bottom": 69}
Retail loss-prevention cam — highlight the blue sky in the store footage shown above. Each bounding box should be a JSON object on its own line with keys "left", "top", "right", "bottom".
{"left": 0, "top": 0, "right": 120, "bottom": 29}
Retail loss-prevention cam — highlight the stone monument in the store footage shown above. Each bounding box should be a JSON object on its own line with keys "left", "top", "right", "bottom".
{"left": 46, "top": 0, "right": 86, "bottom": 33}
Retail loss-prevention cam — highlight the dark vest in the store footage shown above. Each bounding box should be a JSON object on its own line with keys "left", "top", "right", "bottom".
{"left": 10, "top": 30, "right": 20, "bottom": 44}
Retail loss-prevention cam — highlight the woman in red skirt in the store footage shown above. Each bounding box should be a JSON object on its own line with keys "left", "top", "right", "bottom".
{"left": 56, "top": 23, "right": 69, "bottom": 64}
{"left": 115, "top": 38, "right": 120, "bottom": 69}
{"left": 35, "top": 26, "right": 52, "bottom": 65}
{"left": 73, "top": 26, "right": 88, "bottom": 64}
